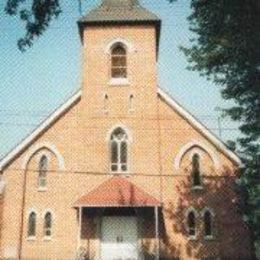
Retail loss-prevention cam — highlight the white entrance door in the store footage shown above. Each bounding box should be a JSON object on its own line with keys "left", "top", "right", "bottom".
{"left": 101, "top": 216, "right": 138, "bottom": 260}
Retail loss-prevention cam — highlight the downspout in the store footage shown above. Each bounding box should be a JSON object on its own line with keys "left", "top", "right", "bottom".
{"left": 156, "top": 89, "right": 163, "bottom": 258}
{"left": 0, "top": 173, "right": 6, "bottom": 254}
{"left": 18, "top": 167, "right": 28, "bottom": 260}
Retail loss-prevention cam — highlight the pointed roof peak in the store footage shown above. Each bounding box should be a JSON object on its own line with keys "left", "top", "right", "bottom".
{"left": 78, "top": 0, "right": 160, "bottom": 24}
{"left": 101, "top": 0, "right": 140, "bottom": 9}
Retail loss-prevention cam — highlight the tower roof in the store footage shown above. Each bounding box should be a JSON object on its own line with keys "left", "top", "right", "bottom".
{"left": 78, "top": 0, "right": 161, "bottom": 52}
{"left": 78, "top": 0, "right": 160, "bottom": 24}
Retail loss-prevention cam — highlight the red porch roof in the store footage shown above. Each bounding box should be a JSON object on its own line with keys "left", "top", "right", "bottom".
{"left": 74, "top": 176, "right": 160, "bottom": 207}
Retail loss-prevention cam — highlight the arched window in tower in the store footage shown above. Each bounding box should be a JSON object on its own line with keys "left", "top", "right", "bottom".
{"left": 110, "top": 127, "right": 128, "bottom": 173}
{"left": 111, "top": 44, "right": 127, "bottom": 79}
{"left": 27, "top": 211, "right": 36, "bottom": 238}
{"left": 191, "top": 153, "right": 202, "bottom": 187}
{"left": 203, "top": 210, "right": 213, "bottom": 238}
{"left": 187, "top": 210, "right": 196, "bottom": 238}
{"left": 38, "top": 155, "right": 48, "bottom": 188}
{"left": 44, "top": 212, "right": 53, "bottom": 238}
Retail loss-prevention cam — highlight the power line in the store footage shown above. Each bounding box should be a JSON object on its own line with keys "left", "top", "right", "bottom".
{"left": 4, "top": 167, "right": 237, "bottom": 178}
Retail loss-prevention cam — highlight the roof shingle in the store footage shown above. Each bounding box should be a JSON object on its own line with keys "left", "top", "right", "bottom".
{"left": 74, "top": 176, "right": 161, "bottom": 207}
{"left": 78, "top": 0, "right": 160, "bottom": 24}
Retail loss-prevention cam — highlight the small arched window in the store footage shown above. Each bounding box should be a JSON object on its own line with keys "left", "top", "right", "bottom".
{"left": 111, "top": 44, "right": 127, "bottom": 79}
{"left": 187, "top": 210, "right": 196, "bottom": 238}
{"left": 110, "top": 127, "right": 128, "bottom": 173}
{"left": 27, "top": 212, "right": 36, "bottom": 238}
{"left": 104, "top": 94, "right": 109, "bottom": 112}
{"left": 38, "top": 155, "right": 48, "bottom": 188}
{"left": 129, "top": 94, "right": 134, "bottom": 112}
{"left": 204, "top": 210, "right": 213, "bottom": 238}
{"left": 44, "top": 212, "right": 52, "bottom": 238}
{"left": 192, "top": 154, "right": 202, "bottom": 187}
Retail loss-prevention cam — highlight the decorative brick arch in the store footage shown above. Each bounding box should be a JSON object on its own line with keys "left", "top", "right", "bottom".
{"left": 22, "top": 142, "right": 65, "bottom": 171}
{"left": 174, "top": 140, "right": 220, "bottom": 170}
{"left": 105, "top": 38, "right": 134, "bottom": 54}
{"left": 106, "top": 124, "right": 133, "bottom": 143}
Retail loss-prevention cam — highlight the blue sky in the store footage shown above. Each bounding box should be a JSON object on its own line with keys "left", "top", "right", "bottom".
{"left": 0, "top": 0, "right": 239, "bottom": 159}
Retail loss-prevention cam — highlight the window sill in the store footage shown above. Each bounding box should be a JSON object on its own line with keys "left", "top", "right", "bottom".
{"left": 188, "top": 236, "right": 197, "bottom": 241}
{"left": 27, "top": 237, "right": 36, "bottom": 241}
{"left": 204, "top": 235, "right": 214, "bottom": 241}
{"left": 38, "top": 187, "right": 47, "bottom": 192}
{"left": 109, "top": 78, "right": 129, "bottom": 86}
{"left": 43, "top": 236, "right": 52, "bottom": 241}
{"left": 191, "top": 186, "right": 203, "bottom": 191}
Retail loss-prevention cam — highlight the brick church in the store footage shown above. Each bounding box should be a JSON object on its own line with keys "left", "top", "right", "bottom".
{"left": 0, "top": 0, "right": 252, "bottom": 259}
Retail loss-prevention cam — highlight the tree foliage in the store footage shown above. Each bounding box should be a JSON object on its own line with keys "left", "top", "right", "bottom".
{"left": 182, "top": 0, "right": 260, "bottom": 258}
{"left": 5, "top": 0, "right": 61, "bottom": 51}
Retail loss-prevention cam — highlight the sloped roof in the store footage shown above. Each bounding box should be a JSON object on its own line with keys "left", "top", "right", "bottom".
{"left": 0, "top": 88, "right": 241, "bottom": 171}
{"left": 0, "top": 91, "right": 81, "bottom": 171}
{"left": 78, "top": 0, "right": 160, "bottom": 24}
{"left": 73, "top": 176, "right": 160, "bottom": 207}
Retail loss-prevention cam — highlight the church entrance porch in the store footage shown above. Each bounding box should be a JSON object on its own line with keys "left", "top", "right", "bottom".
{"left": 73, "top": 177, "right": 161, "bottom": 260}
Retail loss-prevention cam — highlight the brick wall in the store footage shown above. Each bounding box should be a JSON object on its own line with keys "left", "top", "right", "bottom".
{"left": 0, "top": 179, "right": 5, "bottom": 252}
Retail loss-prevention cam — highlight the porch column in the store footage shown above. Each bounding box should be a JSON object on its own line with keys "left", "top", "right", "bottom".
{"left": 155, "top": 206, "right": 159, "bottom": 260}
{"left": 77, "top": 207, "right": 82, "bottom": 250}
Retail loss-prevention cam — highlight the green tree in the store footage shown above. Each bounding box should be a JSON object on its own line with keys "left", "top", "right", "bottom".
{"left": 181, "top": 0, "right": 260, "bottom": 258}
{"left": 5, "top": 0, "right": 62, "bottom": 51}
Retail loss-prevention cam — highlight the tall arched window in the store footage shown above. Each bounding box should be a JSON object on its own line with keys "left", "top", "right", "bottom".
{"left": 204, "top": 210, "right": 213, "bottom": 238}
{"left": 44, "top": 212, "right": 52, "bottom": 238}
{"left": 111, "top": 44, "right": 127, "bottom": 79}
{"left": 192, "top": 154, "right": 202, "bottom": 187}
{"left": 27, "top": 212, "right": 36, "bottom": 238}
{"left": 187, "top": 210, "right": 196, "bottom": 238}
{"left": 38, "top": 155, "right": 48, "bottom": 188}
{"left": 110, "top": 127, "right": 128, "bottom": 173}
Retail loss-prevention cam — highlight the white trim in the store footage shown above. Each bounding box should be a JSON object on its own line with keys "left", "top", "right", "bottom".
{"left": 22, "top": 142, "right": 65, "bottom": 171}
{"left": 185, "top": 207, "right": 199, "bottom": 218}
{"left": 201, "top": 207, "right": 215, "bottom": 240}
{"left": 42, "top": 210, "right": 54, "bottom": 240}
{"left": 174, "top": 140, "right": 220, "bottom": 170}
{"left": 77, "top": 207, "right": 82, "bottom": 250}
{"left": 191, "top": 185, "right": 204, "bottom": 191}
{"left": 27, "top": 208, "right": 38, "bottom": 216}
{"left": 0, "top": 91, "right": 81, "bottom": 171}
{"left": 189, "top": 149, "right": 204, "bottom": 161}
{"left": 107, "top": 125, "right": 132, "bottom": 175}
{"left": 109, "top": 78, "right": 130, "bottom": 86}
{"left": 106, "top": 124, "right": 133, "bottom": 143}
{"left": 185, "top": 207, "right": 199, "bottom": 240}
{"left": 0, "top": 177, "right": 6, "bottom": 195}
{"left": 26, "top": 237, "right": 36, "bottom": 241}
{"left": 105, "top": 38, "right": 134, "bottom": 54}
{"left": 158, "top": 88, "right": 241, "bottom": 166}
{"left": 27, "top": 209, "right": 38, "bottom": 239}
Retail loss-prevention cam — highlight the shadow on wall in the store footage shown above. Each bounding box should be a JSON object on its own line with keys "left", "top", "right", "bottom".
{"left": 142, "top": 165, "right": 252, "bottom": 260}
